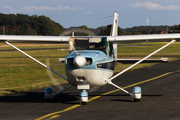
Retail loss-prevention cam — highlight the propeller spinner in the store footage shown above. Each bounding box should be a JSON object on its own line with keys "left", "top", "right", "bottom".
{"left": 73, "top": 56, "right": 86, "bottom": 68}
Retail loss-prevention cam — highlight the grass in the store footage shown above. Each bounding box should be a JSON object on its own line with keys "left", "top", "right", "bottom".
{"left": 0, "top": 42, "right": 179, "bottom": 96}
{"left": 0, "top": 42, "right": 69, "bottom": 50}
{"left": 0, "top": 43, "right": 69, "bottom": 95}
{"left": 115, "top": 42, "right": 180, "bottom": 72}
{"left": 118, "top": 42, "right": 180, "bottom": 56}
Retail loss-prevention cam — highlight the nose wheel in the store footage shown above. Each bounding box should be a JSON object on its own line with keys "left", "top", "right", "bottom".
{"left": 80, "top": 90, "right": 88, "bottom": 105}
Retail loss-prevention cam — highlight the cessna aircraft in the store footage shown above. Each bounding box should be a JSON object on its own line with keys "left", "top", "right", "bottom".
{"left": 1, "top": 12, "right": 180, "bottom": 104}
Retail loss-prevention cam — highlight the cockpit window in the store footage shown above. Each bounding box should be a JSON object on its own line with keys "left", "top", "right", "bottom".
{"left": 69, "top": 37, "right": 108, "bottom": 54}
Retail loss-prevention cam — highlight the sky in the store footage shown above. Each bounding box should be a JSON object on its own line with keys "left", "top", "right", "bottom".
{"left": 1, "top": 0, "right": 180, "bottom": 29}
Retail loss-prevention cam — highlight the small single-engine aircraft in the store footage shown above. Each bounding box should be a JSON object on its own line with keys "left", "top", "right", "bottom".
{"left": 1, "top": 12, "right": 180, "bottom": 104}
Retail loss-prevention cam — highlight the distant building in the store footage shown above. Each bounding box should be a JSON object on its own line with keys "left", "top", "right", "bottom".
{"left": 151, "top": 31, "right": 164, "bottom": 34}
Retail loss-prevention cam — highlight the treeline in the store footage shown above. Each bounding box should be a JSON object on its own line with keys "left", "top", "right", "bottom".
{"left": 95, "top": 25, "right": 170, "bottom": 35}
{"left": 64, "top": 25, "right": 95, "bottom": 36}
{"left": 0, "top": 13, "right": 180, "bottom": 36}
{"left": 122, "top": 26, "right": 171, "bottom": 35}
{"left": 0, "top": 13, "right": 64, "bottom": 35}
{"left": 98, "top": 25, "right": 180, "bottom": 35}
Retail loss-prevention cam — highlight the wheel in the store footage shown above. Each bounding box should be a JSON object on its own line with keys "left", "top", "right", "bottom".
{"left": 81, "top": 102, "right": 87, "bottom": 105}
{"left": 134, "top": 99, "right": 140, "bottom": 102}
{"left": 45, "top": 87, "right": 54, "bottom": 102}
{"left": 80, "top": 90, "right": 88, "bottom": 105}
{"left": 45, "top": 99, "right": 53, "bottom": 102}
{"left": 132, "top": 86, "right": 142, "bottom": 102}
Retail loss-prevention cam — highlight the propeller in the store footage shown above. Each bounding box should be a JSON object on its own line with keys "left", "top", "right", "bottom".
{"left": 45, "top": 58, "right": 65, "bottom": 90}
{"left": 59, "top": 28, "right": 95, "bottom": 36}
{"left": 59, "top": 29, "right": 102, "bottom": 93}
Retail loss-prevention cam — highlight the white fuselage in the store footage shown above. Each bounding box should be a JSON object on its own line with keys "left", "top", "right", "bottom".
{"left": 65, "top": 50, "right": 115, "bottom": 88}
{"left": 66, "top": 69, "right": 113, "bottom": 86}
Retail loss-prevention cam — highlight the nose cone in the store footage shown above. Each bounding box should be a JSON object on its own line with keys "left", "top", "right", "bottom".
{"left": 73, "top": 56, "right": 86, "bottom": 68}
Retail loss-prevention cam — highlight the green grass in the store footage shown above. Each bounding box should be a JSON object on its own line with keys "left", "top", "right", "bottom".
{"left": 118, "top": 42, "right": 180, "bottom": 55}
{"left": 0, "top": 42, "right": 69, "bottom": 95}
{"left": 0, "top": 42, "right": 179, "bottom": 96}
{"left": 0, "top": 43, "right": 68, "bottom": 50}
{"left": 115, "top": 42, "right": 180, "bottom": 72}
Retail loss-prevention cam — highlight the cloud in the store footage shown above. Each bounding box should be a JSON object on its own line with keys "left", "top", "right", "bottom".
{"left": 86, "top": 11, "right": 93, "bottom": 14}
{"left": 79, "top": 6, "right": 85, "bottom": 10}
{"left": 130, "top": 2, "right": 180, "bottom": 10}
{"left": 4, "top": 5, "right": 78, "bottom": 13}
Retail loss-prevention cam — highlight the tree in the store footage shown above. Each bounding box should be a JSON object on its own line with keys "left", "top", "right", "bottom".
{"left": 98, "top": 24, "right": 123, "bottom": 36}
{"left": 26, "top": 25, "right": 37, "bottom": 35}
{"left": 0, "top": 13, "right": 65, "bottom": 35}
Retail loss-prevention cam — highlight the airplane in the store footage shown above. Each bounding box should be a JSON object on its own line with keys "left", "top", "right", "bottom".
{"left": 1, "top": 11, "right": 180, "bottom": 105}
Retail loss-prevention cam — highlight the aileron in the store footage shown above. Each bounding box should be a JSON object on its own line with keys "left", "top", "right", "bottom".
{"left": 107, "top": 34, "right": 180, "bottom": 42}
{"left": 115, "top": 58, "right": 168, "bottom": 64}
{"left": 0, "top": 35, "right": 70, "bottom": 43}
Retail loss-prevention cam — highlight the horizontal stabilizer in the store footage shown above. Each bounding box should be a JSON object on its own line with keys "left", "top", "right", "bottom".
{"left": 59, "top": 58, "right": 65, "bottom": 63}
{"left": 115, "top": 58, "right": 168, "bottom": 64}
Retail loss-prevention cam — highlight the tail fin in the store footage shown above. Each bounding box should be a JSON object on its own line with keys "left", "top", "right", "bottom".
{"left": 111, "top": 11, "right": 119, "bottom": 58}
{"left": 111, "top": 11, "right": 119, "bottom": 36}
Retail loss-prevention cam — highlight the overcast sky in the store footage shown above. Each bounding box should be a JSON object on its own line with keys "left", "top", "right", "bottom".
{"left": 1, "top": 0, "right": 180, "bottom": 29}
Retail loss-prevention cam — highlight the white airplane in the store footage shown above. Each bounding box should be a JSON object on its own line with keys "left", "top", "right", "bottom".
{"left": 0, "top": 12, "right": 180, "bottom": 105}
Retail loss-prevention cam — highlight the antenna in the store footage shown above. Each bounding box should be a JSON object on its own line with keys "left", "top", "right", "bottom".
{"left": 3, "top": 26, "right": 5, "bottom": 35}
{"left": 146, "top": 16, "right": 149, "bottom": 26}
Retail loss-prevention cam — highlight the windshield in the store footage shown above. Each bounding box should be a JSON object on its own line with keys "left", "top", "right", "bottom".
{"left": 69, "top": 37, "right": 108, "bottom": 53}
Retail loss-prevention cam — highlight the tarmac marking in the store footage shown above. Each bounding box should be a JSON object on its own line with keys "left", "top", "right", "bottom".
{"left": 45, "top": 115, "right": 60, "bottom": 120}
{"left": 35, "top": 104, "right": 81, "bottom": 120}
{"left": 35, "top": 70, "right": 179, "bottom": 120}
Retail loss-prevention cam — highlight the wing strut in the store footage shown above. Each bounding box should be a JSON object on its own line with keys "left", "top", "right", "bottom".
{"left": 5, "top": 41, "right": 68, "bottom": 81}
{"left": 106, "top": 40, "right": 176, "bottom": 83}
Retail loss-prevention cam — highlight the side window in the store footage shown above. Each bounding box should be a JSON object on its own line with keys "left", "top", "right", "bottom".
{"left": 109, "top": 42, "right": 114, "bottom": 57}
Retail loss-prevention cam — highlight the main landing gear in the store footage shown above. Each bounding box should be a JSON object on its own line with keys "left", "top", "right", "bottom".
{"left": 45, "top": 87, "right": 54, "bottom": 102}
{"left": 132, "top": 86, "right": 142, "bottom": 102}
{"left": 44, "top": 85, "right": 72, "bottom": 102}
{"left": 44, "top": 86, "right": 89, "bottom": 105}
{"left": 44, "top": 83, "right": 141, "bottom": 104}
{"left": 108, "top": 81, "right": 142, "bottom": 102}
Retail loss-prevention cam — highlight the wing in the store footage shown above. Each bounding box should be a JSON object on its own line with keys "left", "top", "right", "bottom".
{"left": 115, "top": 58, "right": 168, "bottom": 64}
{"left": 59, "top": 58, "right": 65, "bottom": 63}
{"left": 1, "top": 34, "right": 180, "bottom": 43}
{"left": 107, "top": 34, "right": 180, "bottom": 43}
{"left": 0, "top": 35, "right": 70, "bottom": 43}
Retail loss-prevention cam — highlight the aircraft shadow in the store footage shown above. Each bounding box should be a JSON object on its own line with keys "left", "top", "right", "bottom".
{"left": 0, "top": 90, "right": 163, "bottom": 104}
{"left": 110, "top": 94, "right": 162, "bottom": 102}
{"left": 0, "top": 91, "right": 79, "bottom": 104}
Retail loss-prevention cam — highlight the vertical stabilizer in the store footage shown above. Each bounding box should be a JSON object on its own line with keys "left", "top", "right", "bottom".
{"left": 111, "top": 11, "right": 119, "bottom": 36}
{"left": 111, "top": 11, "right": 119, "bottom": 58}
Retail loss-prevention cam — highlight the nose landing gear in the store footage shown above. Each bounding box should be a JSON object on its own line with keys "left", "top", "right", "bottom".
{"left": 80, "top": 90, "right": 88, "bottom": 105}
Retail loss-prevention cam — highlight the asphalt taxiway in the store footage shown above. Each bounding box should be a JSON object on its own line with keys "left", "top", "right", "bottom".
{"left": 0, "top": 60, "right": 180, "bottom": 120}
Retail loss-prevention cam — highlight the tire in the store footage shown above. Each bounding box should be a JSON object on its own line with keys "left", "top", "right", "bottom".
{"left": 134, "top": 99, "right": 140, "bottom": 102}
{"left": 45, "top": 99, "right": 53, "bottom": 102}
{"left": 81, "top": 102, "right": 87, "bottom": 105}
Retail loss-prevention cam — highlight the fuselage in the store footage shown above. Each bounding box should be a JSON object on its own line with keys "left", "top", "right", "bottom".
{"left": 65, "top": 50, "right": 116, "bottom": 87}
